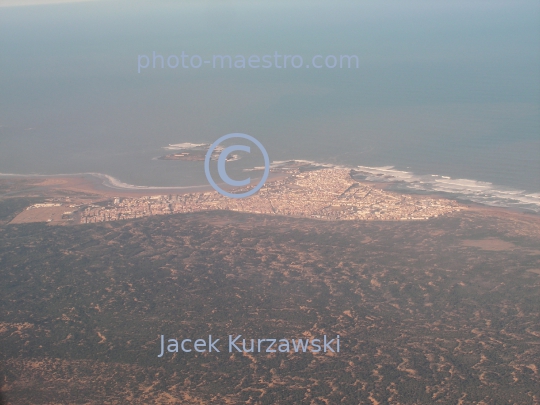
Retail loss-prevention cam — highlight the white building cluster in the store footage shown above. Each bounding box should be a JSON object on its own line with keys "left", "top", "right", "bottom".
{"left": 80, "top": 169, "right": 461, "bottom": 224}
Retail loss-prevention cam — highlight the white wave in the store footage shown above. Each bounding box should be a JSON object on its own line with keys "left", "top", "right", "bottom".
{"left": 272, "top": 159, "right": 331, "bottom": 166}
{"left": 356, "top": 165, "right": 417, "bottom": 181}
{"left": 350, "top": 165, "right": 539, "bottom": 212}
{"left": 90, "top": 173, "right": 209, "bottom": 191}
{"left": 433, "top": 178, "right": 493, "bottom": 191}
{"left": 404, "top": 176, "right": 540, "bottom": 212}
{"left": 164, "top": 143, "right": 208, "bottom": 150}
{"left": 271, "top": 161, "right": 539, "bottom": 212}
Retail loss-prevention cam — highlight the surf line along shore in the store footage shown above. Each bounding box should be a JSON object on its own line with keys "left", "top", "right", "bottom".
{"left": 0, "top": 171, "right": 289, "bottom": 199}
{"left": 157, "top": 334, "right": 340, "bottom": 356}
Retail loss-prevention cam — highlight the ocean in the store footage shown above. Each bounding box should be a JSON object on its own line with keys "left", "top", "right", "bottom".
{"left": 0, "top": 0, "right": 539, "bottom": 212}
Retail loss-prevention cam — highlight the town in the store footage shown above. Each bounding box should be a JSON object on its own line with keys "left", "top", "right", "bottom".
{"left": 79, "top": 168, "right": 461, "bottom": 224}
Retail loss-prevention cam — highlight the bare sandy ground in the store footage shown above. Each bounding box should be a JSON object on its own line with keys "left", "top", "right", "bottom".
{"left": 461, "top": 238, "right": 517, "bottom": 251}
{"left": 1, "top": 172, "right": 289, "bottom": 199}
{"left": 10, "top": 206, "right": 70, "bottom": 224}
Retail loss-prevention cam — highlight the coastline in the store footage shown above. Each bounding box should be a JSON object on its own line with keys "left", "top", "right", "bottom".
{"left": 0, "top": 171, "right": 287, "bottom": 198}
{"left": 3, "top": 170, "right": 540, "bottom": 230}
{"left": 1, "top": 166, "right": 539, "bottom": 216}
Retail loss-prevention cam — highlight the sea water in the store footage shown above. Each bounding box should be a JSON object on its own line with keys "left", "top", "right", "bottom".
{"left": 0, "top": 1, "right": 538, "bottom": 211}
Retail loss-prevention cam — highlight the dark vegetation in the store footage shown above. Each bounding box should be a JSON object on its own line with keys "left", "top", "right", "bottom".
{"left": 0, "top": 204, "right": 539, "bottom": 404}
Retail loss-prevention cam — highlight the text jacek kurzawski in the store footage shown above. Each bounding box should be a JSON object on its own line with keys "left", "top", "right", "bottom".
{"left": 158, "top": 334, "right": 340, "bottom": 357}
